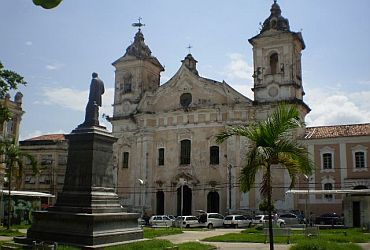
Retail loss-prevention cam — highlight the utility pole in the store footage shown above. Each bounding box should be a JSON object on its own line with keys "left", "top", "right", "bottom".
{"left": 228, "top": 164, "right": 232, "bottom": 213}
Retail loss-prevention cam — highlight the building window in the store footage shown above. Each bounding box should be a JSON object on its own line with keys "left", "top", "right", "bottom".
{"left": 180, "top": 140, "right": 191, "bottom": 165}
{"left": 355, "top": 152, "right": 365, "bottom": 169}
{"left": 322, "top": 153, "right": 332, "bottom": 169}
{"left": 122, "top": 152, "right": 129, "bottom": 168}
{"left": 123, "top": 74, "right": 132, "bottom": 93}
{"left": 41, "top": 154, "right": 53, "bottom": 166}
{"left": 158, "top": 148, "right": 164, "bottom": 166}
{"left": 352, "top": 145, "right": 368, "bottom": 172}
{"left": 210, "top": 146, "right": 219, "bottom": 165}
{"left": 270, "top": 53, "right": 278, "bottom": 74}
{"left": 324, "top": 183, "right": 333, "bottom": 199}
{"left": 58, "top": 154, "right": 67, "bottom": 165}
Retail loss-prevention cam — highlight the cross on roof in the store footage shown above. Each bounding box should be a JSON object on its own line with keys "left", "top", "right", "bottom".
{"left": 132, "top": 17, "right": 145, "bottom": 31}
{"left": 187, "top": 44, "right": 192, "bottom": 54}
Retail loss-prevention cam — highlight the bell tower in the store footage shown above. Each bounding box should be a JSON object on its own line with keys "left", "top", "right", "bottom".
{"left": 249, "top": 1, "right": 308, "bottom": 110}
{"left": 112, "top": 22, "right": 164, "bottom": 118}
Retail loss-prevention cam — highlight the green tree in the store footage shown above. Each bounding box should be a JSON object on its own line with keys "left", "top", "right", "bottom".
{"left": 33, "top": 0, "right": 63, "bottom": 9}
{"left": 216, "top": 104, "right": 314, "bottom": 250}
{"left": 0, "top": 61, "right": 27, "bottom": 123}
{"left": 0, "top": 138, "right": 37, "bottom": 229}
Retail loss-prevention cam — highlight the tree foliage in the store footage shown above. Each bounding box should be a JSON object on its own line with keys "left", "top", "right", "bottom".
{"left": 216, "top": 103, "right": 314, "bottom": 250}
{"left": 0, "top": 62, "right": 26, "bottom": 99}
{"left": 33, "top": 0, "right": 63, "bottom": 9}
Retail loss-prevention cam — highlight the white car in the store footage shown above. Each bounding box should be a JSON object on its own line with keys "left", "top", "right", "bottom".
{"left": 223, "top": 215, "right": 252, "bottom": 228}
{"left": 174, "top": 216, "right": 200, "bottom": 228}
{"left": 198, "top": 212, "right": 224, "bottom": 229}
{"left": 149, "top": 215, "right": 173, "bottom": 227}
{"left": 252, "top": 215, "right": 285, "bottom": 227}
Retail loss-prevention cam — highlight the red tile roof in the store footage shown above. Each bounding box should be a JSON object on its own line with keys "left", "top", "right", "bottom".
{"left": 305, "top": 123, "right": 370, "bottom": 139}
{"left": 25, "top": 134, "right": 65, "bottom": 141}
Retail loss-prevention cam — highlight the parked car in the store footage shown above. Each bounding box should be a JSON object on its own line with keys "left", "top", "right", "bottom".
{"left": 315, "top": 213, "right": 343, "bottom": 225}
{"left": 197, "top": 212, "right": 224, "bottom": 229}
{"left": 174, "top": 216, "right": 200, "bottom": 228}
{"left": 149, "top": 215, "right": 173, "bottom": 227}
{"left": 223, "top": 215, "right": 252, "bottom": 228}
{"left": 279, "top": 213, "right": 305, "bottom": 225}
{"left": 252, "top": 215, "right": 285, "bottom": 227}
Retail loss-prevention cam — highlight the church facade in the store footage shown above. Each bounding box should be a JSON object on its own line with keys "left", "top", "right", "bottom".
{"left": 109, "top": 1, "right": 311, "bottom": 216}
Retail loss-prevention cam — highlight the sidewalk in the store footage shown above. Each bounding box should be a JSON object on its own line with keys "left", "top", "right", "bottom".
{"left": 158, "top": 229, "right": 291, "bottom": 250}
{"left": 158, "top": 229, "right": 370, "bottom": 250}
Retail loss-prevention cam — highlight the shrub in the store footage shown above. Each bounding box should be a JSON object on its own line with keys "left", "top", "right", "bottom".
{"left": 289, "top": 239, "right": 362, "bottom": 250}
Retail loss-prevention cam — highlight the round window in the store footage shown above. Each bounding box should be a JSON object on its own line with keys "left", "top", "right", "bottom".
{"left": 180, "top": 93, "right": 192, "bottom": 107}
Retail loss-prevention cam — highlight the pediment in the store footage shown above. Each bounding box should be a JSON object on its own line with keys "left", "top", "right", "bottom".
{"left": 137, "top": 64, "right": 252, "bottom": 113}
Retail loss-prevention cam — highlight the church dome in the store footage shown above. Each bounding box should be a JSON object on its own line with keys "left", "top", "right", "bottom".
{"left": 260, "top": 0, "right": 290, "bottom": 33}
{"left": 124, "top": 30, "right": 152, "bottom": 59}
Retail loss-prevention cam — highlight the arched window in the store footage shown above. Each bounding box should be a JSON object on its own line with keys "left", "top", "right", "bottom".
{"left": 180, "top": 140, "right": 191, "bottom": 165}
{"left": 210, "top": 146, "right": 219, "bottom": 165}
{"left": 270, "top": 53, "right": 279, "bottom": 74}
{"left": 324, "top": 183, "right": 333, "bottom": 199}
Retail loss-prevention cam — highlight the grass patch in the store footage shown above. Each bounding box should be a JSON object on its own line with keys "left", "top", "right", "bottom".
{"left": 144, "top": 227, "right": 183, "bottom": 238}
{"left": 0, "top": 228, "right": 25, "bottom": 237}
{"left": 106, "top": 239, "right": 215, "bottom": 250}
{"left": 289, "top": 239, "right": 363, "bottom": 250}
{"left": 203, "top": 228, "right": 370, "bottom": 244}
{"left": 177, "top": 241, "right": 216, "bottom": 250}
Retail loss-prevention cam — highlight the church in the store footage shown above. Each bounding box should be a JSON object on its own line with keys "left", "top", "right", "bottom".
{"left": 108, "top": 1, "right": 370, "bottom": 218}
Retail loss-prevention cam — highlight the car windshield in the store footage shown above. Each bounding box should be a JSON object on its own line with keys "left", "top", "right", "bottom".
{"left": 254, "top": 215, "right": 262, "bottom": 220}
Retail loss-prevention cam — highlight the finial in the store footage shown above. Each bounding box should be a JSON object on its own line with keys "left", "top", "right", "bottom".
{"left": 187, "top": 44, "right": 192, "bottom": 54}
{"left": 132, "top": 17, "right": 145, "bottom": 31}
{"left": 274, "top": 0, "right": 277, "bottom": 3}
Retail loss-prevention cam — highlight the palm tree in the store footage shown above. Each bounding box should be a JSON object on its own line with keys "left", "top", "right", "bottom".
{"left": 216, "top": 104, "right": 314, "bottom": 250}
{"left": 0, "top": 138, "right": 37, "bottom": 229}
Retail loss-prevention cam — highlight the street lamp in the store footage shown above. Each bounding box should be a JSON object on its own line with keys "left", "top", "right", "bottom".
{"left": 138, "top": 178, "right": 144, "bottom": 219}
{"left": 179, "top": 178, "right": 186, "bottom": 231}
{"left": 304, "top": 175, "right": 310, "bottom": 225}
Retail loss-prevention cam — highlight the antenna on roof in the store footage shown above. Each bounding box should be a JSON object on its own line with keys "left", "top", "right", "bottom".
{"left": 132, "top": 17, "right": 145, "bottom": 31}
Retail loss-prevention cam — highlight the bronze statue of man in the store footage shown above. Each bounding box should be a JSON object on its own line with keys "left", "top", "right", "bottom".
{"left": 80, "top": 72, "right": 105, "bottom": 127}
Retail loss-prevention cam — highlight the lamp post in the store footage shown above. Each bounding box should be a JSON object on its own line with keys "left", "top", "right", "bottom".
{"left": 304, "top": 175, "right": 310, "bottom": 225}
{"left": 228, "top": 164, "right": 232, "bottom": 213}
{"left": 179, "top": 178, "right": 185, "bottom": 231}
{"left": 138, "top": 178, "right": 144, "bottom": 220}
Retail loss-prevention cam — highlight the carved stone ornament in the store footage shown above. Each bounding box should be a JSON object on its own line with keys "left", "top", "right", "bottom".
{"left": 268, "top": 86, "right": 279, "bottom": 97}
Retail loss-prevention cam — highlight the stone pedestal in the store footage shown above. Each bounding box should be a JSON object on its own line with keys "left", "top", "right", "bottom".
{"left": 21, "top": 126, "right": 142, "bottom": 248}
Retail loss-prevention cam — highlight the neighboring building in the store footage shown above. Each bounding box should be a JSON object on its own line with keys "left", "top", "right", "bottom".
{"left": 19, "top": 134, "right": 68, "bottom": 205}
{"left": 296, "top": 124, "right": 370, "bottom": 217}
{"left": 109, "top": 1, "right": 310, "bottom": 216}
{"left": 0, "top": 92, "right": 24, "bottom": 190}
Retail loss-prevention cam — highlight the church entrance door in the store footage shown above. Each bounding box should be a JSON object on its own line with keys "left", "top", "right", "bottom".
{"left": 207, "top": 191, "right": 220, "bottom": 213}
{"left": 177, "top": 185, "right": 192, "bottom": 216}
{"left": 156, "top": 191, "right": 164, "bottom": 215}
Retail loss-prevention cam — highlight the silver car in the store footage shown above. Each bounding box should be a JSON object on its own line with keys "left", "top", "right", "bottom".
{"left": 223, "top": 215, "right": 252, "bottom": 228}
{"left": 149, "top": 215, "right": 173, "bottom": 227}
{"left": 174, "top": 216, "right": 200, "bottom": 228}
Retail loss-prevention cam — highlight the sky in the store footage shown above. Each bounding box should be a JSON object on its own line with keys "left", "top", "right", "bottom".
{"left": 1, "top": 0, "right": 370, "bottom": 140}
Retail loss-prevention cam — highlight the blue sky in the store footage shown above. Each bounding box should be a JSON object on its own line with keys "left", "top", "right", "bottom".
{"left": 1, "top": 0, "right": 370, "bottom": 140}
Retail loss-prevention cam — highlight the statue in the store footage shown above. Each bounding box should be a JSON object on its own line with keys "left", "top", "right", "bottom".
{"left": 80, "top": 72, "right": 105, "bottom": 127}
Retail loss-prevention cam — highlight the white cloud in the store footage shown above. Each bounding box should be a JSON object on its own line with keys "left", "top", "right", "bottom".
{"left": 224, "top": 53, "right": 254, "bottom": 81}
{"left": 45, "top": 62, "right": 64, "bottom": 71}
{"left": 40, "top": 86, "right": 114, "bottom": 116}
{"left": 25, "top": 41, "right": 32, "bottom": 46}
{"left": 219, "top": 53, "right": 255, "bottom": 99}
{"left": 305, "top": 88, "right": 370, "bottom": 126}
